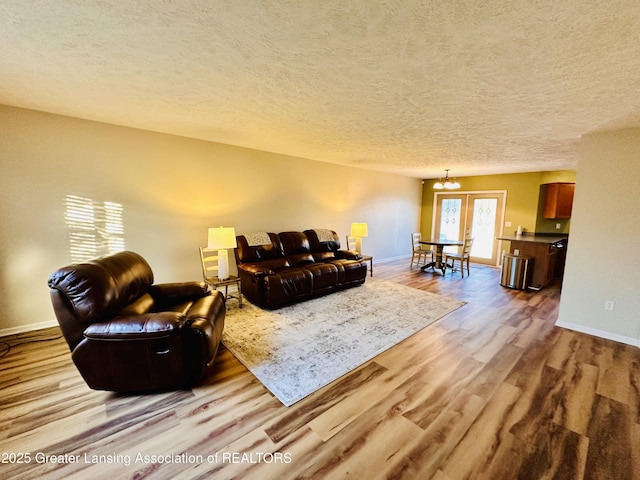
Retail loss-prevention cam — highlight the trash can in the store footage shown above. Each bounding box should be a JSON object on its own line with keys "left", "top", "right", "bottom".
{"left": 500, "top": 253, "right": 531, "bottom": 289}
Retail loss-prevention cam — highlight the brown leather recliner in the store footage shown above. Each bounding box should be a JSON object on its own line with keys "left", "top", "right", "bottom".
{"left": 48, "top": 251, "right": 225, "bottom": 392}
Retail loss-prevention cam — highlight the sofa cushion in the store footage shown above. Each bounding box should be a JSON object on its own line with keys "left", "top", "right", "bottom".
{"left": 279, "top": 231, "right": 316, "bottom": 266}
{"left": 263, "top": 268, "right": 313, "bottom": 308}
{"left": 235, "top": 232, "right": 283, "bottom": 263}
{"left": 326, "top": 259, "right": 368, "bottom": 285}
{"left": 304, "top": 229, "right": 342, "bottom": 256}
{"left": 303, "top": 263, "right": 339, "bottom": 292}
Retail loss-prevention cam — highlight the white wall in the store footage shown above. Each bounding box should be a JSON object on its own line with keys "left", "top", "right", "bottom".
{"left": 557, "top": 128, "right": 640, "bottom": 347}
{"left": 0, "top": 105, "right": 422, "bottom": 334}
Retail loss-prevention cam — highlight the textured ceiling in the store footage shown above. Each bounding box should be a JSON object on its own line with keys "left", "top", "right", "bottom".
{"left": 2, "top": 1, "right": 640, "bottom": 178}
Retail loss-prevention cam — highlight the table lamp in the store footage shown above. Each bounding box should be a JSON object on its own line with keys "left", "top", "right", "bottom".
{"left": 349, "top": 222, "right": 368, "bottom": 254}
{"left": 207, "top": 226, "right": 237, "bottom": 280}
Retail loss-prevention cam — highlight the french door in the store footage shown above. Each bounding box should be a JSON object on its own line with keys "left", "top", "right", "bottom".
{"left": 433, "top": 191, "right": 506, "bottom": 266}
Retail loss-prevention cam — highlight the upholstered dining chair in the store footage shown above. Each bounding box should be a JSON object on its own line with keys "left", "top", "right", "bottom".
{"left": 410, "top": 232, "right": 433, "bottom": 269}
{"left": 445, "top": 237, "right": 474, "bottom": 277}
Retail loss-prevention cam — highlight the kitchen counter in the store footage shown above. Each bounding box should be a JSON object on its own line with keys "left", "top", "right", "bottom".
{"left": 496, "top": 234, "right": 566, "bottom": 244}
{"left": 497, "top": 234, "right": 568, "bottom": 289}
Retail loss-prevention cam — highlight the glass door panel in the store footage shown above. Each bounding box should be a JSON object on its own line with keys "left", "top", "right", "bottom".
{"left": 439, "top": 198, "right": 462, "bottom": 240}
{"left": 469, "top": 197, "right": 498, "bottom": 260}
{"left": 433, "top": 191, "right": 505, "bottom": 265}
{"left": 435, "top": 196, "right": 464, "bottom": 254}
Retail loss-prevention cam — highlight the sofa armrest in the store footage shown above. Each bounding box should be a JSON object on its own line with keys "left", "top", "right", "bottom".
{"left": 237, "top": 264, "right": 276, "bottom": 277}
{"left": 184, "top": 293, "right": 226, "bottom": 382}
{"left": 335, "top": 249, "right": 363, "bottom": 260}
{"left": 186, "top": 291, "right": 225, "bottom": 325}
{"left": 149, "top": 282, "right": 209, "bottom": 301}
{"left": 83, "top": 311, "right": 185, "bottom": 340}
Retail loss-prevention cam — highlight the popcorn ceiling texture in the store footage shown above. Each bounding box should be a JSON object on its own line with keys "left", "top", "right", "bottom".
{"left": 1, "top": 1, "right": 639, "bottom": 178}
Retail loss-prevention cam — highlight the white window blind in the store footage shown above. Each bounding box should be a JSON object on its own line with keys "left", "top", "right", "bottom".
{"left": 65, "top": 195, "right": 125, "bottom": 262}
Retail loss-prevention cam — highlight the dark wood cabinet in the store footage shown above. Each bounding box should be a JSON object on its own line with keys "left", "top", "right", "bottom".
{"left": 543, "top": 183, "right": 575, "bottom": 219}
{"left": 498, "top": 234, "right": 568, "bottom": 290}
{"left": 510, "top": 240, "right": 558, "bottom": 289}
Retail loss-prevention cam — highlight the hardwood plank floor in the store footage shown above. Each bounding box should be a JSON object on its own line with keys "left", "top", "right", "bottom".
{"left": 1, "top": 259, "right": 639, "bottom": 479}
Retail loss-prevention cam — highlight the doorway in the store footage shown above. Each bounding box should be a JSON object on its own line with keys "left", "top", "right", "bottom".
{"left": 432, "top": 191, "right": 506, "bottom": 266}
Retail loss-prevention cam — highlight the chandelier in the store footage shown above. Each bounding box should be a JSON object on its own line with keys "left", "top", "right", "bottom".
{"left": 433, "top": 169, "right": 460, "bottom": 190}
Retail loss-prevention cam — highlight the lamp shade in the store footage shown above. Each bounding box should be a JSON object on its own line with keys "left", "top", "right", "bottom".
{"left": 349, "top": 222, "right": 368, "bottom": 237}
{"left": 207, "top": 227, "right": 237, "bottom": 250}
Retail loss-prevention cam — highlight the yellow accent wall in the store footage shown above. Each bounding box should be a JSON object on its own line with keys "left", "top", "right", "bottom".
{"left": 420, "top": 170, "right": 577, "bottom": 238}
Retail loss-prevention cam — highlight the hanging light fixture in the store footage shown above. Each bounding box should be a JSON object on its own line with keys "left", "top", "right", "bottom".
{"left": 433, "top": 169, "right": 460, "bottom": 190}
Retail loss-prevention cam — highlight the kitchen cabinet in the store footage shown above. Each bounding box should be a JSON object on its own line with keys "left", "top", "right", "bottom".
{"left": 543, "top": 183, "right": 575, "bottom": 219}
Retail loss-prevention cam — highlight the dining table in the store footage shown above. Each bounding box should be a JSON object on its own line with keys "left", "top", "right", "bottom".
{"left": 419, "top": 238, "right": 464, "bottom": 274}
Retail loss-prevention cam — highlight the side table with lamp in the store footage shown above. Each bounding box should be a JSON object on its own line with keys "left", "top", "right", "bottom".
{"left": 200, "top": 226, "right": 243, "bottom": 308}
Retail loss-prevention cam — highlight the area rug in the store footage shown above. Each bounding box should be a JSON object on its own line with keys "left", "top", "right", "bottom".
{"left": 221, "top": 278, "right": 466, "bottom": 406}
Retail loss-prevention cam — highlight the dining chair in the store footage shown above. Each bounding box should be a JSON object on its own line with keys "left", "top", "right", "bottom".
{"left": 345, "top": 235, "right": 357, "bottom": 252}
{"left": 410, "top": 232, "right": 433, "bottom": 269}
{"left": 444, "top": 237, "right": 474, "bottom": 277}
{"left": 199, "top": 246, "right": 243, "bottom": 307}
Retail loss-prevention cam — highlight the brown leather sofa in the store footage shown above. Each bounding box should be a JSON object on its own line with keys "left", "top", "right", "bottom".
{"left": 235, "top": 229, "right": 368, "bottom": 309}
{"left": 48, "top": 251, "right": 225, "bottom": 392}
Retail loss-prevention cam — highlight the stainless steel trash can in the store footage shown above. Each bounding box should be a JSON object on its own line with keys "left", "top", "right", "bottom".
{"left": 500, "top": 253, "right": 531, "bottom": 289}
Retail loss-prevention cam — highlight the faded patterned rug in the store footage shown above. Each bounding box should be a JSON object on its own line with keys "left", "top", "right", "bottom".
{"left": 221, "top": 278, "right": 465, "bottom": 406}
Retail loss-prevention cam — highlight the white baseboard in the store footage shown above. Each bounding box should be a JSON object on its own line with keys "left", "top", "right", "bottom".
{"left": 0, "top": 320, "right": 58, "bottom": 338}
{"left": 555, "top": 320, "right": 640, "bottom": 348}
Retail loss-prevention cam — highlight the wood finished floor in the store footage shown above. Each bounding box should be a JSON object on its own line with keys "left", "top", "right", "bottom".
{"left": 1, "top": 259, "right": 639, "bottom": 480}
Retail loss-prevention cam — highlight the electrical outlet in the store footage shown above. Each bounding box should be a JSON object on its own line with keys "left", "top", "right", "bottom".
{"left": 556, "top": 223, "right": 561, "bottom": 229}
{"left": 604, "top": 300, "right": 615, "bottom": 311}
{"left": 514, "top": 249, "right": 520, "bottom": 256}
{"left": 505, "top": 221, "right": 512, "bottom": 227}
